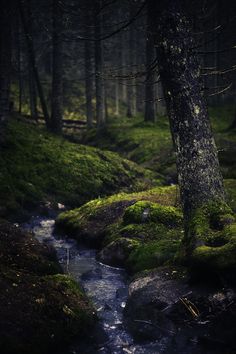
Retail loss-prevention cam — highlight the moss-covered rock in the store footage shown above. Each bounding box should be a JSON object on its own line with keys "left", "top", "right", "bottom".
{"left": 0, "top": 221, "right": 96, "bottom": 354}
{"left": 56, "top": 185, "right": 180, "bottom": 244}
{"left": 123, "top": 201, "right": 183, "bottom": 227}
{"left": 127, "top": 239, "right": 182, "bottom": 273}
{"left": 0, "top": 117, "right": 158, "bottom": 220}
{"left": 98, "top": 238, "right": 140, "bottom": 267}
{"left": 56, "top": 186, "right": 183, "bottom": 272}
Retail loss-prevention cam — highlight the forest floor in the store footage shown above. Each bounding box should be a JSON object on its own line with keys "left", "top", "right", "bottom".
{"left": 0, "top": 106, "right": 236, "bottom": 353}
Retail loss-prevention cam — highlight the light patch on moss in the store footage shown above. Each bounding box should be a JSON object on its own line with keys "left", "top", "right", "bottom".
{"left": 127, "top": 239, "right": 182, "bottom": 273}
{"left": 123, "top": 201, "right": 183, "bottom": 227}
{"left": 0, "top": 117, "right": 158, "bottom": 219}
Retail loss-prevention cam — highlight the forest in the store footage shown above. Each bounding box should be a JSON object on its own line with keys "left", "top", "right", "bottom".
{"left": 0, "top": 0, "right": 236, "bottom": 353}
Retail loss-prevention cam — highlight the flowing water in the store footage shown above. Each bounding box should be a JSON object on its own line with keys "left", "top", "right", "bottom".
{"left": 24, "top": 217, "right": 170, "bottom": 354}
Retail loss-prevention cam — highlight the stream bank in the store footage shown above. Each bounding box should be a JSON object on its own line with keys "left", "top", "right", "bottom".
{"left": 28, "top": 216, "right": 236, "bottom": 354}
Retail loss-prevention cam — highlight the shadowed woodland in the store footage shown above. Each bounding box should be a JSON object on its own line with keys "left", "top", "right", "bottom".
{"left": 0, "top": 0, "right": 236, "bottom": 353}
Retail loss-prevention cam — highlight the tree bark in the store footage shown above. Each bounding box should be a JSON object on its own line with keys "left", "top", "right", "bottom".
{"left": 149, "top": 0, "right": 226, "bottom": 252}
{"left": 51, "top": 0, "right": 63, "bottom": 134}
{"left": 126, "top": 10, "right": 135, "bottom": 118}
{"left": 144, "top": 2, "right": 156, "bottom": 122}
{"left": 0, "top": 0, "right": 12, "bottom": 142}
{"left": 25, "top": 0, "right": 38, "bottom": 121}
{"left": 28, "top": 63, "right": 38, "bottom": 121}
{"left": 94, "top": 0, "right": 105, "bottom": 128}
{"left": 121, "top": 30, "right": 127, "bottom": 104}
{"left": 115, "top": 78, "right": 120, "bottom": 116}
{"left": 17, "top": 15, "right": 23, "bottom": 114}
{"left": 84, "top": 6, "right": 94, "bottom": 129}
{"left": 19, "top": 0, "right": 50, "bottom": 129}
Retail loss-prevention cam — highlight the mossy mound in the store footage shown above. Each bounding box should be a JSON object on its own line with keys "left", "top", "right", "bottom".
{"left": 0, "top": 117, "right": 157, "bottom": 220}
{"left": 56, "top": 185, "right": 184, "bottom": 272}
{"left": 56, "top": 185, "right": 180, "bottom": 244}
{"left": 184, "top": 201, "right": 236, "bottom": 271}
{"left": 0, "top": 221, "right": 96, "bottom": 354}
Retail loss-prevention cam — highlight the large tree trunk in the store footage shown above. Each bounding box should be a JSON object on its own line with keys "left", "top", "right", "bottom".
{"left": 19, "top": 0, "right": 50, "bottom": 129}
{"left": 149, "top": 0, "right": 235, "bottom": 269}
{"left": 0, "top": 0, "right": 12, "bottom": 142}
{"left": 144, "top": 3, "right": 156, "bottom": 122}
{"left": 94, "top": 0, "right": 105, "bottom": 128}
{"left": 51, "top": 0, "right": 63, "bottom": 134}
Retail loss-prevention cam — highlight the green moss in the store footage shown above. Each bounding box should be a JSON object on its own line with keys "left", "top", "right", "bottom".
{"left": 184, "top": 201, "right": 236, "bottom": 270}
{"left": 98, "top": 238, "right": 140, "bottom": 267}
{"left": 81, "top": 105, "right": 236, "bottom": 180}
{"left": 0, "top": 117, "right": 158, "bottom": 219}
{"left": 56, "top": 185, "right": 180, "bottom": 239}
{"left": 56, "top": 186, "right": 184, "bottom": 272}
{"left": 123, "top": 201, "right": 183, "bottom": 227}
{"left": 81, "top": 115, "right": 173, "bottom": 175}
{"left": 191, "top": 223, "right": 236, "bottom": 270}
{"left": 224, "top": 179, "right": 236, "bottom": 211}
{"left": 0, "top": 223, "right": 96, "bottom": 354}
{"left": 127, "top": 239, "right": 182, "bottom": 273}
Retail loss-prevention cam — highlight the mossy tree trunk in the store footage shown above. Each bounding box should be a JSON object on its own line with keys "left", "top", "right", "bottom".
{"left": 148, "top": 0, "right": 235, "bottom": 268}
{"left": 0, "top": 0, "right": 12, "bottom": 142}
{"left": 51, "top": 0, "right": 63, "bottom": 134}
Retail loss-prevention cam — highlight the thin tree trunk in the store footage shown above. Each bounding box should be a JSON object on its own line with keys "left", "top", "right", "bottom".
{"left": 156, "top": 81, "right": 166, "bottom": 115}
{"left": 28, "top": 63, "right": 38, "bottom": 121}
{"left": 228, "top": 106, "right": 236, "bottom": 130}
{"left": 115, "top": 78, "right": 119, "bottom": 116}
{"left": 126, "top": 15, "right": 134, "bottom": 118}
{"left": 0, "top": 5, "right": 12, "bottom": 111}
{"left": 51, "top": 0, "right": 63, "bottom": 134}
{"left": 17, "top": 16, "right": 23, "bottom": 114}
{"left": 144, "top": 4, "right": 156, "bottom": 122}
{"left": 94, "top": 0, "right": 105, "bottom": 128}
{"left": 132, "top": 27, "right": 137, "bottom": 116}
{"left": 19, "top": 0, "right": 50, "bottom": 129}
{"left": 84, "top": 6, "right": 93, "bottom": 129}
{"left": 149, "top": 0, "right": 226, "bottom": 251}
{"left": 0, "top": 0, "right": 12, "bottom": 142}
{"left": 121, "top": 30, "right": 127, "bottom": 104}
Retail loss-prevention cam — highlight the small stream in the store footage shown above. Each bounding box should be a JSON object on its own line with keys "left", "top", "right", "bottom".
{"left": 24, "top": 217, "right": 168, "bottom": 354}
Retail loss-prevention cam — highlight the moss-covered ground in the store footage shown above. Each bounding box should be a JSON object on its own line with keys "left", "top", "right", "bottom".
{"left": 0, "top": 116, "right": 158, "bottom": 220}
{"left": 0, "top": 220, "right": 95, "bottom": 354}
{"left": 56, "top": 178, "right": 236, "bottom": 274}
{"left": 1, "top": 105, "right": 236, "bottom": 351}
{"left": 80, "top": 106, "right": 236, "bottom": 181}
